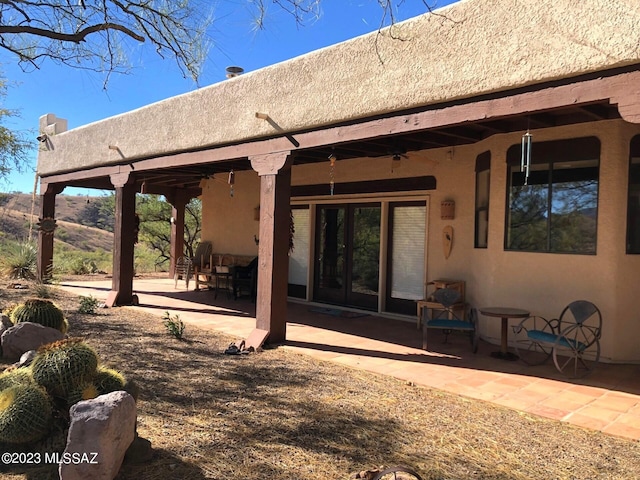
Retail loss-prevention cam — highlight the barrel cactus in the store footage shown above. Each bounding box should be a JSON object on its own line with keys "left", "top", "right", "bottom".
{"left": 0, "top": 385, "right": 52, "bottom": 444}
{"left": 94, "top": 367, "right": 126, "bottom": 395}
{"left": 30, "top": 339, "right": 99, "bottom": 398}
{"left": 10, "top": 298, "right": 68, "bottom": 333}
{"left": 66, "top": 382, "right": 100, "bottom": 407}
{"left": 0, "top": 368, "right": 33, "bottom": 391}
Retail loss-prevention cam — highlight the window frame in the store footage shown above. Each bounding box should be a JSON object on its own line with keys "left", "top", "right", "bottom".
{"left": 626, "top": 135, "right": 640, "bottom": 254}
{"left": 474, "top": 151, "right": 491, "bottom": 248}
{"left": 504, "top": 137, "right": 600, "bottom": 255}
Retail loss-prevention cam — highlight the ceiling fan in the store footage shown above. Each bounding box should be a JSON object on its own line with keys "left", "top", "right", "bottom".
{"left": 388, "top": 144, "right": 409, "bottom": 172}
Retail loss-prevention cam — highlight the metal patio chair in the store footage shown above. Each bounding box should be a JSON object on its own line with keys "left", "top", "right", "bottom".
{"left": 512, "top": 300, "right": 602, "bottom": 378}
{"left": 422, "top": 288, "right": 478, "bottom": 353}
{"left": 174, "top": 256, "right": 193, "bottom": 289}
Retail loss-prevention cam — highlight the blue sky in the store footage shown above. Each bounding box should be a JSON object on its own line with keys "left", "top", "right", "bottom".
{"left": 0, "top": 0, "right": 456, "bottom": 194}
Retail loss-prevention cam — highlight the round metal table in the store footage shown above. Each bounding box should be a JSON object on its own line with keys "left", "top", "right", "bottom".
{"left": 479, "top": 307, "right": 530, "bottom": 360}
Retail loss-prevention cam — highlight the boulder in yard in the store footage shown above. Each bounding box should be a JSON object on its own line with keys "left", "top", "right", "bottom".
{"left": 59, "top": 391, "right": 136, "bottom": 480}
{"left": 1, "top": 322, "right": 64, "bottom": 360}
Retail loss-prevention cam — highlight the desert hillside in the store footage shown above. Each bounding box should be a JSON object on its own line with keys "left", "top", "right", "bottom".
{"left": 0, "top": 192, "right": 114, "bottom": 252}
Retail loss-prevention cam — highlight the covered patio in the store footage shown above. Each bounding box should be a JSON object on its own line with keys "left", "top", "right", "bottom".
{"left": 57, "top": 276, "right": 640, "bottom": 441}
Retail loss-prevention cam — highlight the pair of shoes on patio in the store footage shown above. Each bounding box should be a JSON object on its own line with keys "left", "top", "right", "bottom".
{"left": 224, "top": 340, "right": 252, "bottom": 355}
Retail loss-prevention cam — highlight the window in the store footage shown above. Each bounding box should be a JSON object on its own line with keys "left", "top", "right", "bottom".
{"left": 505, "top": 137, "right": 600, "bottom": 254}
{"left": 475, "top": 151, "right": 491, "bottom": 248}
{"left": 627, "top": 135, "right": 640, "bottom": 254}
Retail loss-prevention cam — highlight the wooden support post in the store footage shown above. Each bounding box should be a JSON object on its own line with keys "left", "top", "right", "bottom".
{"left": 106, "top": 173, "right": 137, "bottom": 307}
{"left": 166, "top": 189, "right": 188, "bottom": 279}
{"left": 37, "top": 182, "right": 64, "bottom": 282}
{"left": 250, "top": 152, "right": 293, "bottom": 345}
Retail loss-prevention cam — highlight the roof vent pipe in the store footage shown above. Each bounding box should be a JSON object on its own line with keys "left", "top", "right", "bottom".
{"left": 226, "top": 66, "right": 244, "bottom": 78}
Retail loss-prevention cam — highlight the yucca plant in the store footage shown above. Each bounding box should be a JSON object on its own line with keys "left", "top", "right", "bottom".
{"left": 3, "top": 242, "right": 37, "bottom": 280}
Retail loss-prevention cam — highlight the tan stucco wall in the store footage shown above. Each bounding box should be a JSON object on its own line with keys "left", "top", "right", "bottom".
{"left": 425, "top": 120, "right": 640, "bottom": 363}
{"left": 201, "top": 119, "right": 640, "bottom": 362}
{"left": 200, "top": 170, "right": 261, "bottom": 256}
{"left": 37, "top": 0, "right": 640, "bottom": 176}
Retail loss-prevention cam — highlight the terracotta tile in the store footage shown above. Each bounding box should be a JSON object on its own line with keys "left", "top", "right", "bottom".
{"left": 572, "top": 405, "right": 621, "bottom": 423}
{"left": 612, "top": 412, "right": 640, "bottom": 429}
{"left": 564, "top": 413, "right": 611, "bottom": 431}
{"left": 524, "top": 404, "right": 572, "bottom": 421}
{"left": 601, "top": 423, "right": 640, "bottom": 441}
{"left": 590, "top": 393, "right": 639, "bottom": 413}
{"left": 567, "top": 384, "right": 607, "bottom": 398}
{"left": 493, "top": 395, "right": 539, "bottom": 411}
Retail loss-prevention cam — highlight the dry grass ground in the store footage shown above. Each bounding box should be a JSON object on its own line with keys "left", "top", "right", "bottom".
{"left": 1, "top": 281, "right": 639, "bottom": 480}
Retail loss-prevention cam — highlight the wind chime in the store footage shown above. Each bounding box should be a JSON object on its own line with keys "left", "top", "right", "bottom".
{"left": 328, "top": 151, "right": 337, "bottom": 195}
{"left": 521, "top": 129, "right": 532, "bottom": 185}
{"left": 228, "top": 170, "right": 235, "bottom": 197}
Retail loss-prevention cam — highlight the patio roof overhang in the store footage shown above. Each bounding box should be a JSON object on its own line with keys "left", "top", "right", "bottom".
{"left": 38, "top": 65, "right": 637, "bottom": 196}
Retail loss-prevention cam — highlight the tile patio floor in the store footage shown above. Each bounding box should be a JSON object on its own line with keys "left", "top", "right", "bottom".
{"left": 58, "top": 277, "right": 640, "bottom": 442}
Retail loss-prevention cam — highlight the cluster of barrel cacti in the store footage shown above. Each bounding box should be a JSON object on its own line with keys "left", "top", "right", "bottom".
{"left": 8, "top": 298, "right": 69, "bottom": 333}
{"left": 0, "top": 338, "right": 127, "bottom": 445}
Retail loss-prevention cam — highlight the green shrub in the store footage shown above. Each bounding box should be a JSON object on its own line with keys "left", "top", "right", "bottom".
{"left": 78, "top": 295, "right": 99, "bottom": 314}
{"left": 33, "top": 283, "right": 54, "bottom": 299}
{"left": 162, "top": 311, "right": 186, "bottom": 340}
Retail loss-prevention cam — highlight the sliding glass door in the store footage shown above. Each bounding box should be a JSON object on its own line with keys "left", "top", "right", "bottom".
{"left": 314, "top": 204, "right": 381, "bottom": 310}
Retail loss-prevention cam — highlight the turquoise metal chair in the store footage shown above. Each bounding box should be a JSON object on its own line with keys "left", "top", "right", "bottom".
{"left": 512, "top": 300, "right": 602, "bottom": 378}
{"left": 422, "top": 288, "right": 478, "bottom": 353}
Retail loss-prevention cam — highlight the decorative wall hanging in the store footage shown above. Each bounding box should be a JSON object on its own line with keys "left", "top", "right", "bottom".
{"left": 37, "top": 217, "right": 57, "bottom": 235}
{"left": 328, "top": 152, "right": 336, "bottom": 195}
{"left": 443, "top": 225, "right": 454, "bottom": 259}
{"left": 441, "top": 200, "right": 455, "bottom": 220}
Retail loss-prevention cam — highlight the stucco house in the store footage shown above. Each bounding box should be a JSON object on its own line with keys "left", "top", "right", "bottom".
{"left": 36, "top": 0, "right": 640, "bottom": 362}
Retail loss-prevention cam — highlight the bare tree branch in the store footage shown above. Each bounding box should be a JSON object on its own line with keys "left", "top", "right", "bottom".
{"left": 0, "top": 0, "right": 212, "bottom": 82}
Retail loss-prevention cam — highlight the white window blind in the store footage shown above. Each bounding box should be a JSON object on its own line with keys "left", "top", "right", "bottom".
{"left": 288, "top": 208, "right": 309, "bottom": 286}
{"left": 391, "top": 205, "right": 425, "bottom": 300}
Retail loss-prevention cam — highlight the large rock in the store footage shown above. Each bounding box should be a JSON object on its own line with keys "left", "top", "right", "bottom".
{"left": 0, "top": 322, "right": 64, "bottom": 360}
{"left": 59, "top": 391, "right": 136, "bottom": 480}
